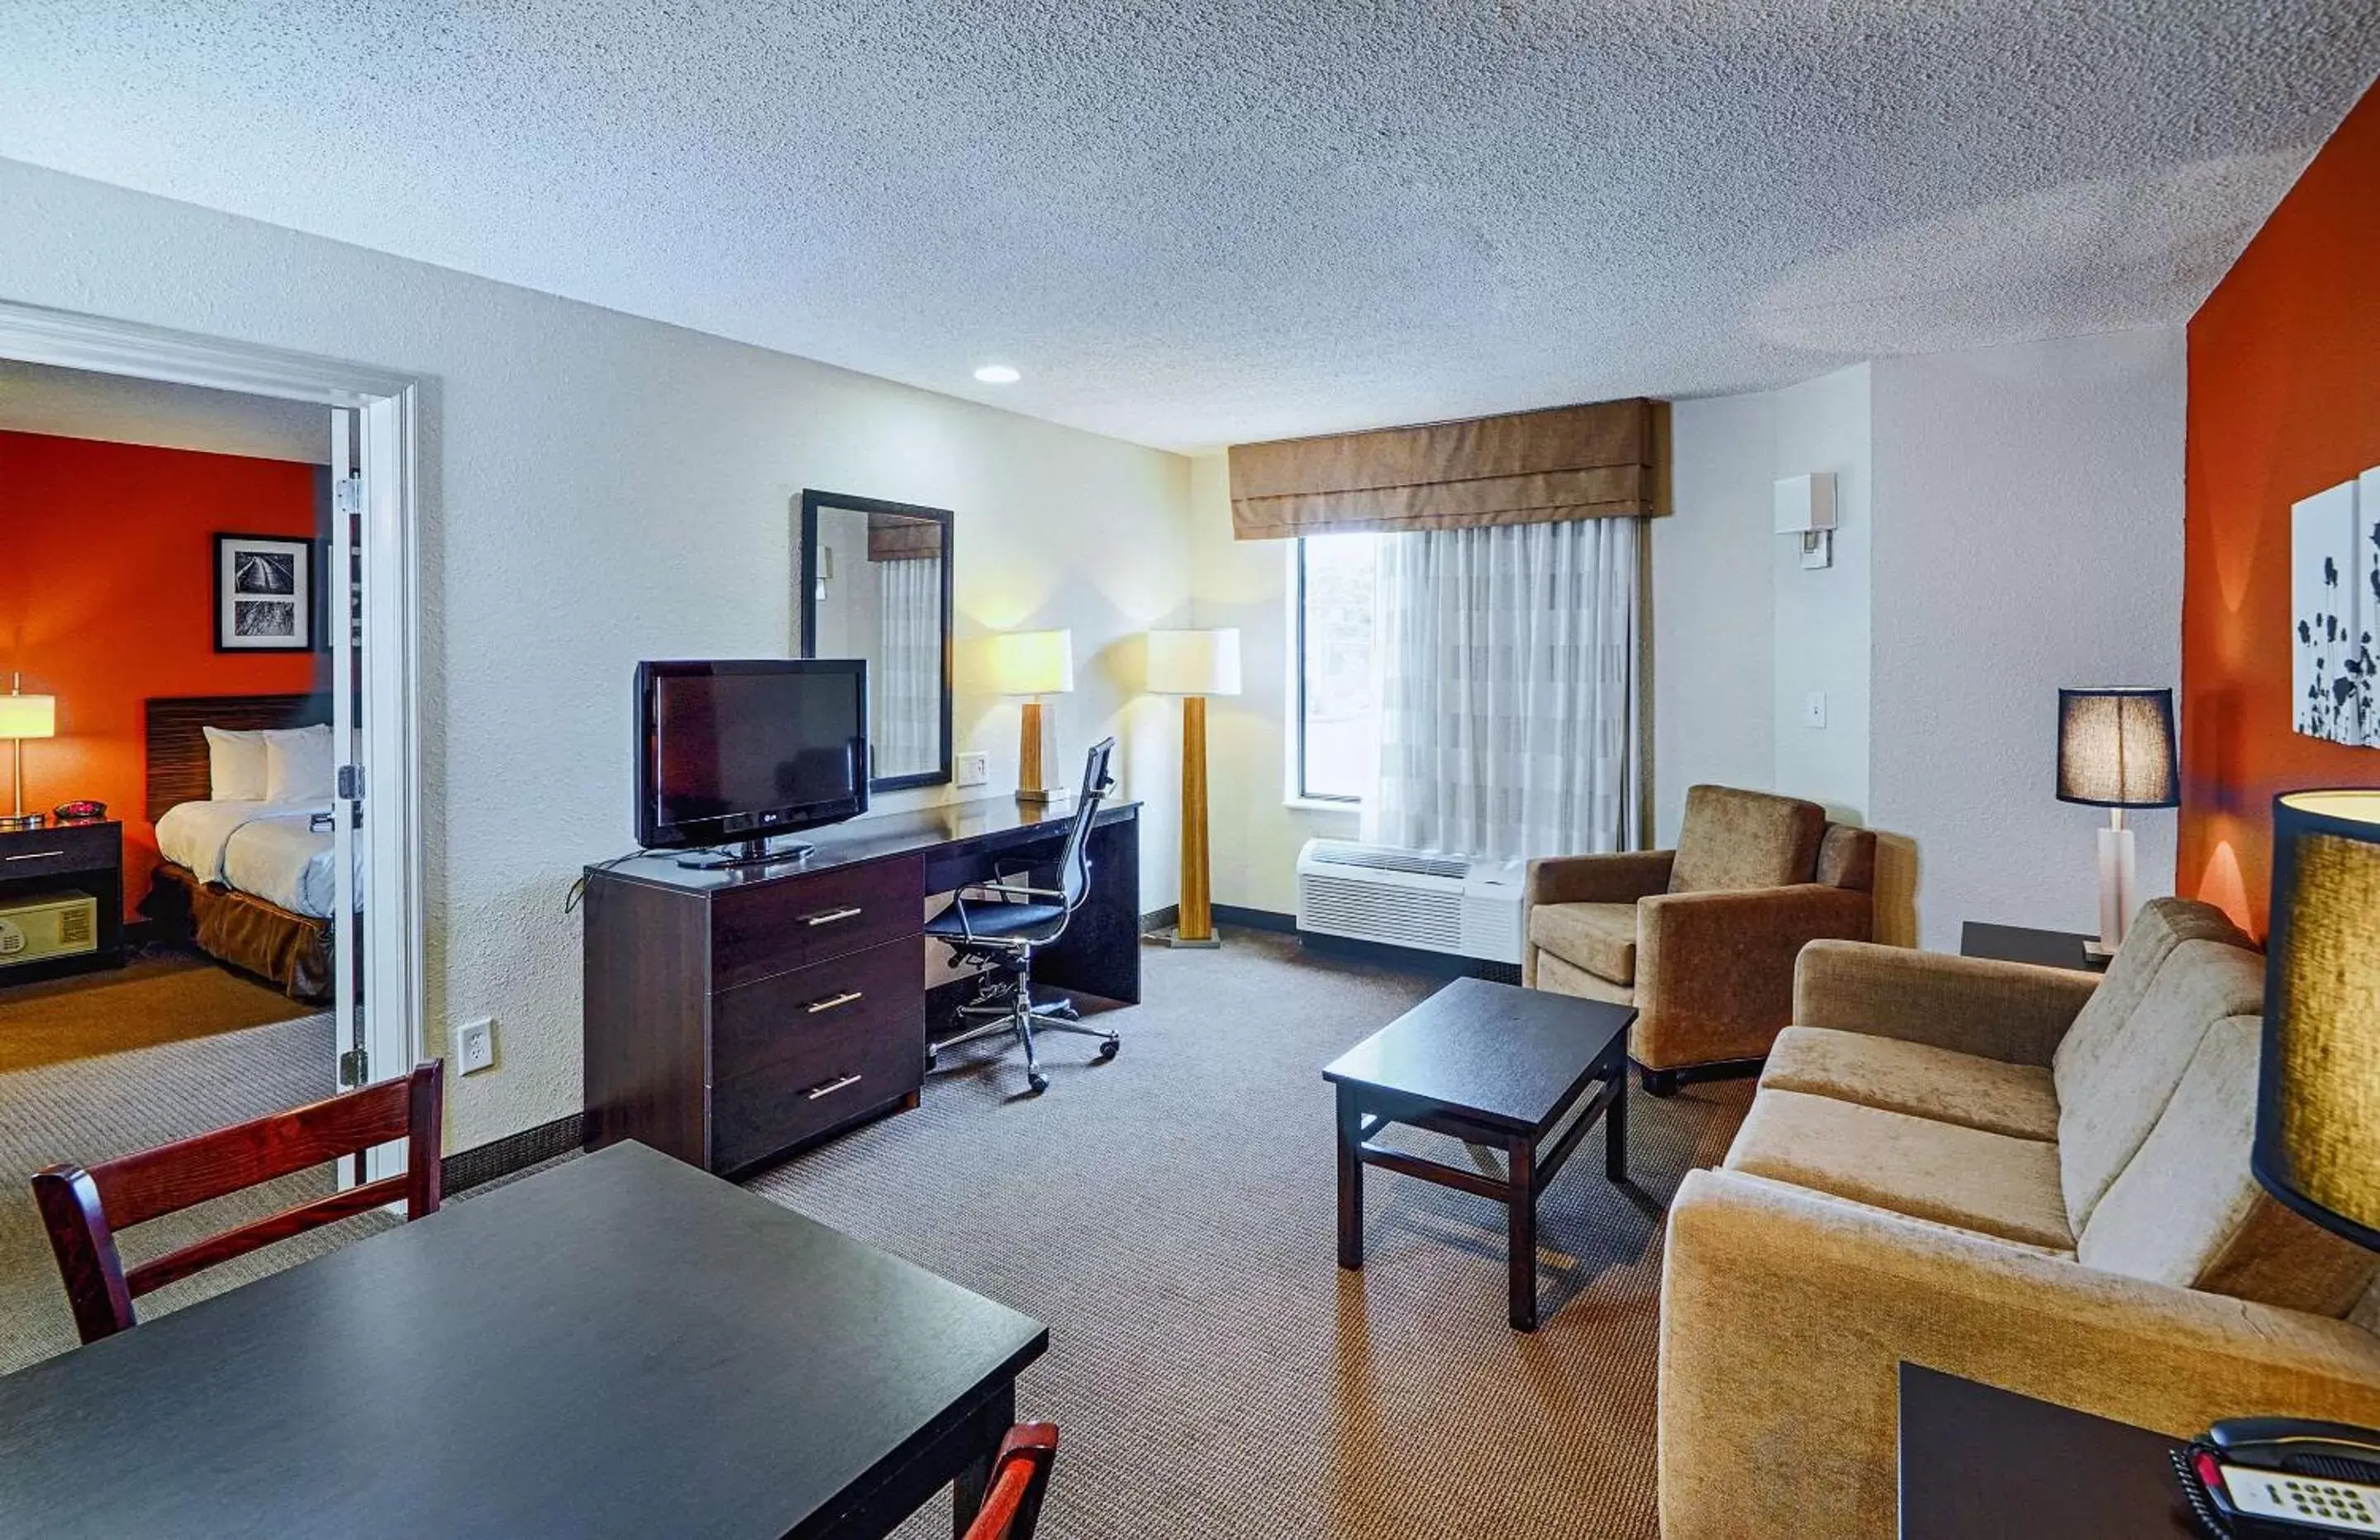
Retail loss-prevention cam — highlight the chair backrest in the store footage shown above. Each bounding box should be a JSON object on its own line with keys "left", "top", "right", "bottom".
{"left": 960, "top": 1423, "right": 1059, "bottom": 1540}
{"left": 1668, "top": 783, "right": 1826, "bottom": 894}
{"left": 32, "top": 1059, "right": 444, "bottom": 1344}
{"left": 1054, "top": 736, "right": 1118, "bottom": 914}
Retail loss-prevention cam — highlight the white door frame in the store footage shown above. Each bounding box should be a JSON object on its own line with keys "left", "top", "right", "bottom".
{"left": 0, "top": 299, "right": 424, "bottom": 1119}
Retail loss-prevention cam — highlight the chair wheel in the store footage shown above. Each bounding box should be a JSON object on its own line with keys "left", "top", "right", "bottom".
{"left": 924, "top": 1049, "right": 938, "bottom": 1071}
{"left": 1095, "top": 1039, "right": 1119, "bottom": 1062}
{"left": 1027, "top": 1072, "right": 1050, "bottom": 1096}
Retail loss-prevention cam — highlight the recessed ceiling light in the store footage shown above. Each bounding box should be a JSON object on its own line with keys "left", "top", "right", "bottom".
{"left": 973, "top": 364, "right": 1021, "bottom": 384}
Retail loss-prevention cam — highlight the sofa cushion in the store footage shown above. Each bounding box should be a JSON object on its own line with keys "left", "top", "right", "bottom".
{"left": 2052, "top": 897, "right": 2249, "bottom": 1112}
{"left": 1761, "top": 1025, "right": 2060, "bottom": 1143}
{"left": 1725, "top": 1088, "right": 2073, "bottom": 1251}
{"left": 1533, "top": 948, "right": 1634, "bottom": 1006}
{"left": 1668, "top": 785, "right": 1825, "bottom": 895}
{"left": 2079, "top": 1016, "right": 2380, "bottom": 1315}
{"left": 2056, "top": 934, "right": 2266, "bottom": 1230}
{"left": 1527, "top": 901, "right": 1638, "bottom": 984}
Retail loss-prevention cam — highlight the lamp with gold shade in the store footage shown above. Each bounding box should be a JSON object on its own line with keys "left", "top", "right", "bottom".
{"left": 1148, "top": 629, "right": 1241, "bottom": 948}
{"left": 2255, "top": 789, "right": 2380, "bottom": 1252}
{"left": 988, "top": 630, "right": 1073, "bottom": 804}
{"left": 0, "top": 674, "right": 58, "bottom": 833}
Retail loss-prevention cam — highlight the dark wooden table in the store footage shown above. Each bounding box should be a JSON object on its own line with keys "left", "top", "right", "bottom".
{"left": 0, "top": 1142, "right": 1049, "bottom": 1539}
{"left": 1959, "top": 920, "right": 2109, "bottom": 973}
{"left": 1322, "top": 977, "right": 1632, "bottom": 1332}
{"left": 1898, "top": 1362, "right": 2197, "bottom": 1538}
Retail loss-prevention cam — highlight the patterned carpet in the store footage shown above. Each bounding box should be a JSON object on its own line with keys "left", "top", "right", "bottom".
{"left": 752, "top": 929, "right": 1752, "bottom": 1539}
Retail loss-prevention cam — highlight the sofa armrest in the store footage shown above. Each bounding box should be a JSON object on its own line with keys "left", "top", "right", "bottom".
{"left": 1792, "top": 941, "right": 2098, "bottom": 1067}
{"left": 1659, "top": 1170, "right": 2380, "bottom": 1540}
{"left": 1523, "top": 849, "right": 1674, "bottom": 907}
{"left": 1630, "top": 883, "right": 1874, "bottom": 1067}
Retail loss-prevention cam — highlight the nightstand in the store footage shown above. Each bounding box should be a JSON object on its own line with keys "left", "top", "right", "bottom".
{"left": 0, "top": 820, "right": 126, "bottom": 985}
{"left": 1959, "top": 920, "right": 2108, "bottom": 973}
{"left": 1898, "top": 1363, "right": 2197, "bottom": 1537}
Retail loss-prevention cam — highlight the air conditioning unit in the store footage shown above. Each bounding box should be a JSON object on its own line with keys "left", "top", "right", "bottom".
{"left": 1295, "top": 839, "right": 1525, "bottom": 963}
{"left": 0, "top": 891, "right": 98, "bottom": 967}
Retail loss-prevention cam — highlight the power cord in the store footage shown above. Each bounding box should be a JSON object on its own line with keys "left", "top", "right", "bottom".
{"left": 564, "top": 849, "right": 653, "bottom": 914}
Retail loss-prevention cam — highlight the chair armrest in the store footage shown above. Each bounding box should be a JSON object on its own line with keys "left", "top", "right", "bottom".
{"left": 1659, "top": 1169, "right": 2380, "bottom": 1540}
{"left": 1630, "top": 884, "right": 1874, "bottom": 1067}
{"left": 1524, "top": 850, "right": 1675, "bottom": 907}
{"left": 1792, "top": 941, "right": 2098, "bottom": 1067}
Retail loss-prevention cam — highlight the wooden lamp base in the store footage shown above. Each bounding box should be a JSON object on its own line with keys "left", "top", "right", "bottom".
{"left": 1165, "top": 694, "right": 1221, "bottom": 948}
{"left": 1016, "top": 700, "right": 1066, "bottom": 805}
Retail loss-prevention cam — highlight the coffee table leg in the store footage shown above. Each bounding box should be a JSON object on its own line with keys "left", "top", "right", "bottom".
{"left": 1606, "top": 1067, "right": 1629, "bottom": 1182}
{"left": 1507, "top": 1132, "right": 1538, "bottom": 1331}
{"left": 1336, "top": 1084, "right": 1364, "bottom": 1270}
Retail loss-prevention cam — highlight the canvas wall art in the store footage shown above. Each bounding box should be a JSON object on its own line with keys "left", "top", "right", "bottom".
{"left": 2291, "top": 474, "right": 2378, "bottom": 746}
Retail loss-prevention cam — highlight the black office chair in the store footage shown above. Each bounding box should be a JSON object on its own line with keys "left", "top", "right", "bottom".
{"left": 926, "top": 737, "right": 1121, "bottom": 1096}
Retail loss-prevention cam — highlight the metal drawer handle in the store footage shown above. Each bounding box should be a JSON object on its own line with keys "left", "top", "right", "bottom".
{"left": 806, "top": 990, "right": 864, "bottom": 1015}
{"left": 806, "top": 1073, "right": 863, "bottom": 1100}
{"left": 804, "top": 905, "right": 863, "bottom": 927}
{"left": 4, "top": 851, "right": 66, "bottom": 863}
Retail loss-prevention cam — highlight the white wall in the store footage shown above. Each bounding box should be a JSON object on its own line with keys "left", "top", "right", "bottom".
{"left": 1869, "top": 329, "right": 2185, "bottom": 951}
{"left": 1769, "top": 364, "right": 1872, "bottom": 820}
{"left": 0, "top": 157, "right": 1192, "bottom": 1152}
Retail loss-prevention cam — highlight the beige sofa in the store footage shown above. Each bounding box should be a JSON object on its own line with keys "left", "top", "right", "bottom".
{"left": 1524, "top": 784, "right": 1875, "bottom": 1093}
{"left": 1658, "top": 897, "right": 2380, "bottom": 1538}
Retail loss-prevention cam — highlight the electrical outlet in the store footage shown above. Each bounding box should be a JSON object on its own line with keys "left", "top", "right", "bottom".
{"left": 455, "top": 1018, "right": 496, "bottom": 1076}
{"left": 955, "top": 751, "right": 989, "bottom": 788}
{"left": 1802, "top": 692, "right": 1827, "bottom": 729}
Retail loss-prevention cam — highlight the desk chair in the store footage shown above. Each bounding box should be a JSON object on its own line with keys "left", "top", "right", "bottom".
{"left": 960, "top": 1424, "right": 1059, "bottom": 1540}
{"left": 32, "top": 1060, "right": 444, "bottom": 1344}
{"left": 927, "top": 737, "right": 1120, "bottom": 1095}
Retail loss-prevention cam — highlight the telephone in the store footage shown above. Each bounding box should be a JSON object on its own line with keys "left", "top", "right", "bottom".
{"left": 2178, "top": 1419, "right": 2380, "bottom": 1536}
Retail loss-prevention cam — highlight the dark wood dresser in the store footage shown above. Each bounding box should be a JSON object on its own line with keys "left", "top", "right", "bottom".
{"left": 582, "top": 795, "right": 1142, "bottom": 1175}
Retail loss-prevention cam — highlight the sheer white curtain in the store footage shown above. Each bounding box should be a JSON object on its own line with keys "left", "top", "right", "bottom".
{"left": 1367, "top": 518, "right": 1640, "bottom": 860}
{"left": 874, "top": 556, "right": 940, "bottom": 778}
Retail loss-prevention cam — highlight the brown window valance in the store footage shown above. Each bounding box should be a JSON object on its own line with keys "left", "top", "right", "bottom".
{"left": 1226, "top": 397, "right": 1669, "bottom": 539}
{"left": 866, "top": 515, "right": 944, "bottom": 561}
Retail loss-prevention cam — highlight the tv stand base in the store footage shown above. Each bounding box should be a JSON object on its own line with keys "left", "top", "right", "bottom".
{"left": 677, "top": 837, "right": 816, "bottom": 871}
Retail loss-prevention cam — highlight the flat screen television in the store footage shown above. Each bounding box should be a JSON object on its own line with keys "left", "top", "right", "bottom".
{"left": 635, "top": 659, "right": 869, "bottom": 867}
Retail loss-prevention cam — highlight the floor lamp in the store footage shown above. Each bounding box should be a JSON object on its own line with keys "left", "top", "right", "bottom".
{"left": 2054, "top": 687, "right": 2178, "bottom": 958}
{"left": 0, "top": 674, "right": 58, "bottom": 833}
{"left": 1149, "top": 629, "right": 1240, "bottom": 948}
{"left": 990, "top": 630, "right": 1073, "bottom": 804}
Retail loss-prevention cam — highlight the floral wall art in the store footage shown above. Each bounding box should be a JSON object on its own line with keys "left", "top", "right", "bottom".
{"left": 2291, "top": 470, "right": 2380, "bottom": 747}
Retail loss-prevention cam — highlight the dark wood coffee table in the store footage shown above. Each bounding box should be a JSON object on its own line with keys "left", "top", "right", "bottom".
{"left": 1321, "top": 977, "right": 1633, "bottom": 1331}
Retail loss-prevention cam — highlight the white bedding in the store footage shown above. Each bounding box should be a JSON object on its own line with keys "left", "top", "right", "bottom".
{"left": 154, "top": 798, "right": 363, "bottom": 919}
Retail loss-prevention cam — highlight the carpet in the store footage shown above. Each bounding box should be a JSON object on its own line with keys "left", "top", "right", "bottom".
{"left": 750, "top": 929, "right": 1751, "bottom": 1538}
{"left": 0, "top": 1010, "right": 386, "bottom": 1374}
{"left": 0, "top": 948, "right": 315, "bottom": 1073}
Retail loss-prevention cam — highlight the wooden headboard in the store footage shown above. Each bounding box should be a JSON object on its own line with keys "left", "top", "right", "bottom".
{"left": 145, "top": 693, "right": 332, "bottom": 822}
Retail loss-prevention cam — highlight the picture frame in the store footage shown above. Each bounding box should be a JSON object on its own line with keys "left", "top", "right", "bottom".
{"left": 213, "top": 532, "right": 317, "bottom": 653}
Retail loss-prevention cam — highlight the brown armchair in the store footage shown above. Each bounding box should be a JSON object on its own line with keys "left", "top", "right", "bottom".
{"left": 1522, "top": 785, "right": 1875, "bottom": 1093}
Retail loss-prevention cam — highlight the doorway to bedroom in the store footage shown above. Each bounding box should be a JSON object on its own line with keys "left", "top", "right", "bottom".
{"left": 0, "top": 332, "right": 418, "bottom": 1372}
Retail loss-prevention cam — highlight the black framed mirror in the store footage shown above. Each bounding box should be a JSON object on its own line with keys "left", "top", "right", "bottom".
{"left": 797, "top": 489, "right": 954, "bottom": 791}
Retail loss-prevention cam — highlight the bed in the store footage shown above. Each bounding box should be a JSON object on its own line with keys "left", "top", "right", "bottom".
{"left": 141, "top": 693, "right": 347, "bottom": 1002}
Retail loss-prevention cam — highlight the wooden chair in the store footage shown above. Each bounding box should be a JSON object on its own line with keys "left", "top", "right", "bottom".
{"left": 31, "top": 1059, "right": 444, "bottom": 1345}
{"left": 960, "top": 1424, "right": 1059, "bottom": 1540}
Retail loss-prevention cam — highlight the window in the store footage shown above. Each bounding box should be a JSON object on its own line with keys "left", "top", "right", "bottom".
{"left": 1295, "top": 532, "right": 1380, "bottom": 802}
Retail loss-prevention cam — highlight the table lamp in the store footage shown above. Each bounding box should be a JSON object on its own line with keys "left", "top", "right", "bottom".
{"left": 0, "top": 673, "right": 59, "bottom": 833}
{"left": 2254, "top": 790, "right": 2380, "bottom": 1252}
{"left": 988, "top": 630, "right": 1073, "bottom": 804}
{"left": 2055, "top": 687, "right": 2178, "bottom": 958}
{"left": 1148, "top": 629, "right": 1241, "bottom": 948}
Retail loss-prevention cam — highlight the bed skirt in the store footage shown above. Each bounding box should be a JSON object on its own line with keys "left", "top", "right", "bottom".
{"left": 142, "top": 862, "right": 335, "bottom": 1003}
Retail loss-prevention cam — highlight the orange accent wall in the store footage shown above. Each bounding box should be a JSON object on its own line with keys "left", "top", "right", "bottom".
{"left": 0, "top": 430, "right": 326, "bottom": 918}
{"left": 2181, "top": 79, "right": 2380, "bottom": 937}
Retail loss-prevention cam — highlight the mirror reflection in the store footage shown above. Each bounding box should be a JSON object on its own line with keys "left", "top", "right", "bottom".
{"left": 799, "top": 494, "right": 951, "bottom": 788}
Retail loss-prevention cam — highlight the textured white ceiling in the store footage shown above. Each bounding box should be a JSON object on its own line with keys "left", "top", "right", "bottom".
{"left": 1, "top": 2, "right": 2373, "bottom": 452}
{"left": 0, "top": 359, "right": 328, "bottom": 463}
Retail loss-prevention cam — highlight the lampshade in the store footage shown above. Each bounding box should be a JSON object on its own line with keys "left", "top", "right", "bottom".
{"left": 0, "top": 693, "right": 56, "bottom": 741}
{"left": 2055, "top": 687, "right": 2177, "bottom": 808}
{"left": 2255, "top": 790, "right": 2380, "bottom": 1250}
{"left": 1147, "top": 629, "right": 1243, "bottom": 697}
{"left": 987, "top": 630, "right": 1073, "bottom": 696}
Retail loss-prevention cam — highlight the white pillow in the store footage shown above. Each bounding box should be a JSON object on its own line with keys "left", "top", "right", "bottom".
{"left": 263, "top": 725, "right": 336, "bottom": 803}
{"left": 203, "top": 726, "right": 269, "bottom": 801}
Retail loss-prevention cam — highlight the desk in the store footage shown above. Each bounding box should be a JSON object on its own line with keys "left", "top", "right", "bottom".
{"left": 0, "top": 1143, "right": 1050, "bottom": 1539}
{"left": 584, "top": 794, "right": 1140, "bottom": 1174}
{"left": 1898, "top": 1362, "right": 2195, "bottom": 1538}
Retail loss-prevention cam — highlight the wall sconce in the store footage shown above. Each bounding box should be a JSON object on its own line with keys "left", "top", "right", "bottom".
{"left": 1775, "top": 472, "right": 1836, "bottom": 570}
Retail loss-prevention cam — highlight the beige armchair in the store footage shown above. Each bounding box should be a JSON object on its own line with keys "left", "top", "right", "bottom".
{"left": 1521, "top": 784, "right": 1874, "bottom": 1093}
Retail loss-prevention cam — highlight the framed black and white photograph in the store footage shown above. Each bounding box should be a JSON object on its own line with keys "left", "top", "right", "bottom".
{"left": 213, "top": 532, "right": 317, "bottom": 653}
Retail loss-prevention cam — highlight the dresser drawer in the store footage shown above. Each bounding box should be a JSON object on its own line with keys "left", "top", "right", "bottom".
{"left": 0, "top": 822, "right": 120, "bottom": 882}
{"left": 710, "top": 934, "right": 923, "bottom": 1086}
{"left": 711, "top": 1005, "right": 924, "bottom": 1172}
{"left": 711, "top": 856, "right": 923, "bottom": 990}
